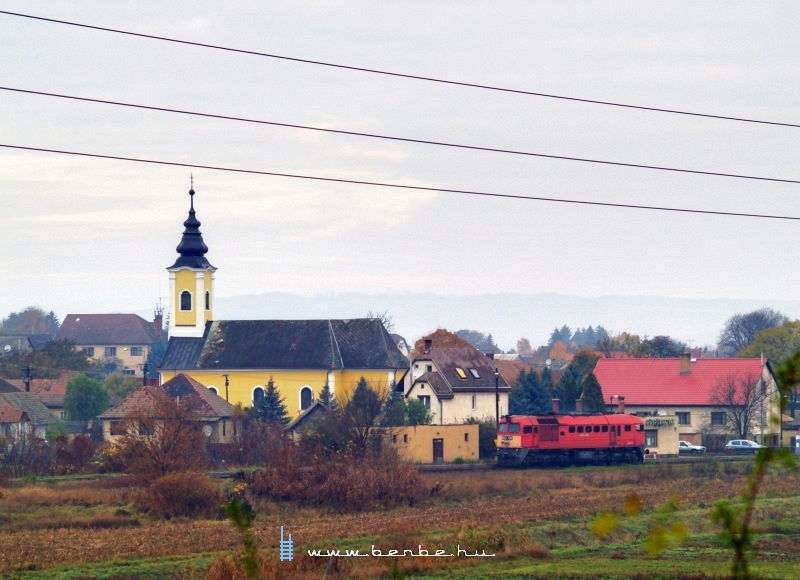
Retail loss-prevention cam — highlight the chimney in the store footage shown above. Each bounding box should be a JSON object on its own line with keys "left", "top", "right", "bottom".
{"left": 680, "top": 352, "right": 692, "bottom": 374}
{"left": 575, "top": 397, "right": 583, "bottom": 414}
{"left": 154, "top": 304, "right": 164, "bottom": 336}
{"left": 424, "top": 339, "right": 432, "bottom": 352}
{"left": 552, "top": 398, "right": 560, "bottom": 413}
{"left": 487, "top": 352, "right": 495, "bottom": 360}
{"left": 617, "top": 396, "right": 625, "bottom": 414}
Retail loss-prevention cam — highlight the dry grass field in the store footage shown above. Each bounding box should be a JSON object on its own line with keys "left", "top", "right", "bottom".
{"left": 1, "top": 460, "right": 799, "bottom": 578}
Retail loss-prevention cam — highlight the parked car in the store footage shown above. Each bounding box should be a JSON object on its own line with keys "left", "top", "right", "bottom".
{"left": 678, "top": 440, "right": 706, "bottom": 454}
{"left": 724, "top": 440, "right": 765, "bottom": 454}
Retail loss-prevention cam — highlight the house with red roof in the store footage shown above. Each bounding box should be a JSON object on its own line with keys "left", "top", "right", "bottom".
{"left": 594, "top": 353, "right": 779, "bottom": 447}
{"left": 405, "top": 344, "right": 511, "bottom": 425}
{"left": 56, "top": 311, "right": 165, "bottom": 379}
{"left": 99, "top": 373, "right": 237, "bottom": 444}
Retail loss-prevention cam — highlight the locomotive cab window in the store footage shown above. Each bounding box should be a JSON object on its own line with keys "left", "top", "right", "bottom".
{"left": 533, "top": 426, "right": 538, "bottom": 433}
{"left": 523, "top": 426, "right": 532, "bottom": 434}
{"left": 499, "top": 423, "right": 508, "bottom": 433}
{"left": 508, "top": 423, "right": 520, "bottom": 434}
{"left": 636, "top": 424, "right": 644, "bottom": 431}
{"left": 624, "top": 425, "right": 632, "bottom": 432}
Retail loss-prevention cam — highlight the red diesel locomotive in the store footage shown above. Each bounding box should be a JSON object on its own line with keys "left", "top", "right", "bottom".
{"left": 496, "top": 413, "right": 645, "bottom": 467}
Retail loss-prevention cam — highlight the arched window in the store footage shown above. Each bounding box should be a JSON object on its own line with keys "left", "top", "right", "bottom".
{"left": 300, "top": 386, "right": 314, "bottom": 411}
{"left": 253, "top": 386, "right": 265, "bottom": 407}
{"left": 180, "top": 290, "right": 192, "bottom": 311}
{"left": 208, "top": 386, "right": 218, "bottom": 395}
{"left": 205, "top": 291, "right": 211, "bottom": 310}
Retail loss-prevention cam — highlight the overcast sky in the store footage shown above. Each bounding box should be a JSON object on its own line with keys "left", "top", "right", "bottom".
{"left": 2, "top": 2, "right": 799, "bottom": 344}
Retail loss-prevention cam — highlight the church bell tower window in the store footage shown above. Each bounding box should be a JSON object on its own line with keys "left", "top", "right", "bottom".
{"left": 180, "top": 290, "right": 192, "bottom": 311}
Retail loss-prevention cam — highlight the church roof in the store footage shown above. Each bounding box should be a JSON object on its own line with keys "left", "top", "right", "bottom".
{"left": 159, "top": 318, "right": 409, "bottom": 371}
{"left": 168, "top": 187, "right": 215, "bottom": 270}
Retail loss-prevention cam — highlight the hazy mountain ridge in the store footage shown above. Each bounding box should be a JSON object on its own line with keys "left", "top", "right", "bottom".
{"left": 212, "top": 292, "right": 800, "bottom": 352}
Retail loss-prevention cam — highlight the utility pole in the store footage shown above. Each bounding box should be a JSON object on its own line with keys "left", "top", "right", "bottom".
{"left": 22, "top": 365, "right": 34, "bottom": 392}
{"left": 495, "top": 368, "right": 500, "bottom": 430}
{"left": 141, "top": 361, "right": 150, "bottom": 386}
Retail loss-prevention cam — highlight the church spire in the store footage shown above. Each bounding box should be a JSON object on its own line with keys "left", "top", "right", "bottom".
{"left": 169, "top": 184, "right": 214, "bottom": 269}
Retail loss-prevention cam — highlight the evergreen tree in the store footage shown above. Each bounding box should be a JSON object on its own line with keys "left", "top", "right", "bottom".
{"left": 405, "top": 398, "right": 433, "bottom": 425}
{"left": 318, "top": 383, "right": 339, "bottom": 412}
{"left": 254, "top": 377, "right": 290, "bottom": 425}
{"left": 540, "top": 366, "right": 554, "bottom": 410}
{"left": 558, "top": 365, "right": 584, "bottom": 412}
{"left": 581, "top": 372, "right": 606, "bottom": 413}
{"left": 509, "top": 369, "right": 551, "bottom": 415}
{"left": 381, "top": 389, "right": 406, "bottom": 426}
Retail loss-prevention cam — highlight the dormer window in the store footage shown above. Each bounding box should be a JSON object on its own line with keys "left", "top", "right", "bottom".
{"left": 180, "top": 290, "right": 192, "bottom": 311}
{"left": 455, "top": 367, "right": 468, "bottom": 379}
{"left": 469, "top": 368, "right": 480, "bottom": 379}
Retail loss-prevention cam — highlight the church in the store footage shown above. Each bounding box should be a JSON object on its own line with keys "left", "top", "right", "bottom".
{"left": 157, "top": 186, "right": 409, "bottom": 418}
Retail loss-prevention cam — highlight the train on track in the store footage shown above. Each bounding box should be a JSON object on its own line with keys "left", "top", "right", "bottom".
{"left": 496, "top": 412, "right": 645, "bottom": 468}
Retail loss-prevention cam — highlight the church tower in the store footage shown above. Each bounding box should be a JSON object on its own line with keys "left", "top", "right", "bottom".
{"left": 167, "top": 185, "right": 216, "bottom": 338}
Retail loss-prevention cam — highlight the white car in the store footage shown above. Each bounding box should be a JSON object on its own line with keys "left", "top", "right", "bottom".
{"left": 725, "top": 440, "right": 765, "bottom": 455}
{"left": 678, "top": 440, "right": 706, "bottom": 454}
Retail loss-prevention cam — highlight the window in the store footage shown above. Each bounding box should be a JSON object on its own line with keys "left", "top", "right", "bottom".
{"left": 131, "top": 347, "right": 143, "bottom": 357}
{"left": 209, "top": 387, "right": 218, "bottom": 395}
{"left": 569, "top": 426, "right": 576, "bottom": 433}
{"left": 469, "top": 368, "right": 480, "bottom": 379}
{"left": 222, "top": 420, "right": 226, "bottom": 437}
{"left": 205, "top": 291, "right": 211, "bottom": 310}
{"left": 122, "top": 370, "right": 135, "bottom": 376}
{"left": 105, "top": 347, "right": 117, "bottom": 357}
{"left": 677, "top": 412, "right": 691, "bottom": 425}
{"left": 577, "top": 426, "right": 584, "bottom": 433}
{"left": 508, "top": 423, "right": 520, "bottom": 434}
{"left": 711, "top": 412, "right": 727, "bottom": 426}
{"left": 601, "top": 425, "right": 608, "bottom": 432}
{"left": 300, "top": 386, "right": 314, "bottom": 411}
{"left": 464, "top": 433, "right": 469, "bottom": 442}
{"left": 403, "top": 434, "right": 408, "bottom": 443}
{"left": 624, "top": 425, "right": 631, "bottom": 432}
{"left": 418, "top": 395, "right": 431, "bottom": 409}
{"left": 392, "top": 434, "right": 397, "bottom": 443}
{"left": 253, "top": 387, "right": 265, "bottom": 407}
{"left": 523, "top": 426, "right": 532, "bottom": 434}
{"left": 139, "top": 422, "right": 154, "bottom": 436}
{"left": 180, "top": 290, "right": 192, "bottom": 311}
{"left": 593, "top": 426, "right": 601, "bottom": 433}
{"left": 83, "top": 347, "right": 94, "bottom": 357}
{"left": 471, "top": 394, "right": 476, "bottom": 410}
{"left": 426, "top": 365, "right": 433, "bottom": 373}
{"left": 455, "top": 367, "right": 468, "bottom": 379}
{"left": 645, "top": 430, "right": 658, "bottom": 447}
{"left": 110, "top": 421, "right": 125, "bottom": 436}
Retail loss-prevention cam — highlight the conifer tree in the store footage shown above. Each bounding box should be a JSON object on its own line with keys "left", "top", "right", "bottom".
{"left": 581, "top": 372, "right": 606, "bottom": 413}
{"left": 318, "top": 382, "right": 339, "bottom": 412}
{"left": 254, "top": 377, "right": 290, "bottom": 425}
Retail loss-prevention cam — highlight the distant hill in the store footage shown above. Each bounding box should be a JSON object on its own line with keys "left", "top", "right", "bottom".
{"left": 208, "top": 292, "right": 800, "bottom": 353}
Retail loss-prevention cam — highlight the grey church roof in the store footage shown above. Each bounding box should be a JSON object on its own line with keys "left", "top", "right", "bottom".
{"left": 159, "top": 318, "right": 409, "bottom": 371}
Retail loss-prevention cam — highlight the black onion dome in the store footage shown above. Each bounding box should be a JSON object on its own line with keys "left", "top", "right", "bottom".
{"left": 169, "top": 188, "right": 215, "bottom": 269}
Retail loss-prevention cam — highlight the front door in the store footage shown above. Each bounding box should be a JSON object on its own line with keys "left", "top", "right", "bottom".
{"left": 433, "top": 438, "right": 444, "bottom": 463}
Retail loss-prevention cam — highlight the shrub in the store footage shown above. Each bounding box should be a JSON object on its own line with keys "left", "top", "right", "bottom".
{"left": 134, "top": 472, "right": 224, "bottom": 519}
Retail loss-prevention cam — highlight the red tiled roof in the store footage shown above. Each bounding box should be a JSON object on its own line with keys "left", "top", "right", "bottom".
{"left": 594, "top": 358, "right": 772, "bottom": 406}
{"left": 0, "top": 406, "right": 25, "bottom": 423}
{"left": 494, "top": 359, "right": 532, "bottom": 386}
{"left": 4, "top": 370, "right": 77, "bottom": 407}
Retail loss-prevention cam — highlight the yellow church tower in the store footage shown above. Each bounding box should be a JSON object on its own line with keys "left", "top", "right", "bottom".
{"left": 167, "top": 185, "right": 216, "bottom": 338}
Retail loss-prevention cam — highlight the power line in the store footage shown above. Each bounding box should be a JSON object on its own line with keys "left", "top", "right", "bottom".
{"left": 1, "top": 143, "right": 798, "bottom": 221}
{"left": 4, "top": 86, "right": 799, "bottom": 186}
{"left": 2, "top": 10, "right": 799, "bottom": 129}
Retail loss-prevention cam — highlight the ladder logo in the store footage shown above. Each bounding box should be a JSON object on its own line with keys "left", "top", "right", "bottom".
{"left": 279, "top": 526, "right": 293, "bottom": 561}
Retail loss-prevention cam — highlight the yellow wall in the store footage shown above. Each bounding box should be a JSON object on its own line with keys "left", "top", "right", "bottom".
{"left": 203, "top": 270, "right": 213, "bottom": 322}
{"left": 159, "top": 368, "right": 405, "bottom": 419}
{"left": 389, "top": 424, "right": 479, "bottom": 463}
{"left": 174, "top": 269, "right": 197, "bottom": 326}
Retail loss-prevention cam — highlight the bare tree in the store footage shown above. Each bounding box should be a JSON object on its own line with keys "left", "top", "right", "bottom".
{"left": 709, "top": 371, "right": 769, "bottom": 440}
{"left": 717, "top": 308, "right": 788, "bottom": 356}
{"left": 366, "top": 310, "right": 394, "bottom": 333}
{"left": 119, "top": 390, "right": 208, "bottom": 477}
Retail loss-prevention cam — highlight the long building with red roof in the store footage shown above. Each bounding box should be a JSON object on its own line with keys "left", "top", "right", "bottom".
{"left": 593, "top": 353, "right": 779, "bottom": 446}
